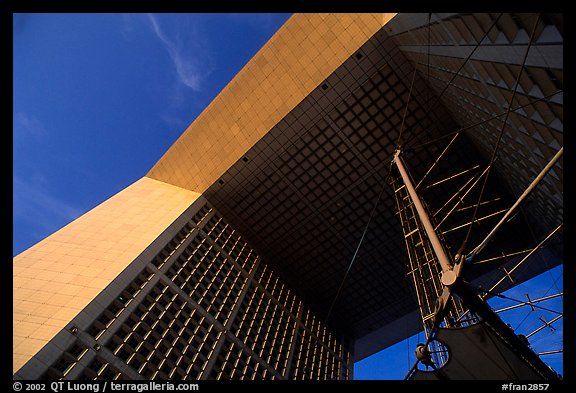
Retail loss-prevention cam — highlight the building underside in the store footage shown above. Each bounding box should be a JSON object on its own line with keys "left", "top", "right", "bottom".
{"left": 14, "top": 13, "right": 562, "bottom": 379}
{"left": 199, "top": 13, "right": 563, "bottom": 360}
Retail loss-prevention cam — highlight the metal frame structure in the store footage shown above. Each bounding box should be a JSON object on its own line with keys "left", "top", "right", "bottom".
{"left": 391, "top": 147, "right": 562, "bottom": 380}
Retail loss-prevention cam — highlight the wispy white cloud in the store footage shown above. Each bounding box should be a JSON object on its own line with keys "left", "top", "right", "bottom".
{"left": 120, "top": 13, "right": 136, "bottom": 41}
{"left": 14, "top": 112, "right": 47, "bottom": 140}
{"left": 13, "top": 175, "right": 83, "bottom": 232}
{"left": 146, "top": 13, "right": 210, "bottom": 91}
{"left": 161, "top": 113, "right": 188, "bottom": 131}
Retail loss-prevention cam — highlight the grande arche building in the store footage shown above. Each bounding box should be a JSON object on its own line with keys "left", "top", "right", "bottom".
{"left": 14, "top": 13, "right": 563, "bottom": 380}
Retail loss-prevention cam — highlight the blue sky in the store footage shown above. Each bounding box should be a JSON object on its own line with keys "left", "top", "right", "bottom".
{"left": 13, "top": 13, "right": 292, "bottom": 255}
{"left": 13, "top": 13, "right": 562, "bottom": 380}
{"left": 354, "top": 265, "right": 563, "bottom": 379}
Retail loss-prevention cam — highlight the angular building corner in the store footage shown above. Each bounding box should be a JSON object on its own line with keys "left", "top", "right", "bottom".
{"left": 14, "top": 13, "right": 395, "bottom": 380}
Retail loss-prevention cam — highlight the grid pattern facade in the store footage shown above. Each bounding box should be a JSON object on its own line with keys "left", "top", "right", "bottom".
{"left": 13, "top": 177, "right": 201, "bottom": 374}
{"left": 386, "top": 13, "right": 563, "bottom": 240}
{"left": 201, "top": 13, "right": 562, "bottom": 352}
{"left": 230, "top": 282, "right": 296, "bottom": 375}
{"left": 37, "top": 200, "right": 352, "bottom": 380}
{"left": 202, "top": 22, "right": 505, "bottom": 339}
{"left": 79, "top": 356, "right": 128, "bottom": 380}
{"left": 15, "top": 13, "right": 562, "bottom": 375}
{"left": 288, "top": 311, "right": 351, "bottom": 380}
{"left": 41, "top": 339, "right": 130, "bottom": 380}
{"left": 147, "top": 14, "right": 394, "bottom": 193}
{"left": 41, "top": 341, "right": 91, "bottom": 380}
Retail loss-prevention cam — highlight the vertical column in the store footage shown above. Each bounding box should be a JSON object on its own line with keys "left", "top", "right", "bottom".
{"left": 283, "top": 303, "right": 303, "bottom": 379}
{"left": 202, "top": 257, "right": 262, "bottom": 378}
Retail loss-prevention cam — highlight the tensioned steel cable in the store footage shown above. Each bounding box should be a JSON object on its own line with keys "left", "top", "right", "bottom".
{"left": 220, "top": 14, "right": 557, "bottom": 273}
{"left": 320, "top": 13, "right": 446, "bottom": 325}
{"left": 434, "top": 13, "right": 504, "bottom": 101}
{"left": 544, "top": 269, "right": 563, "bottom": 297}
{"left": 396, "top": 68, "right": 418, "bottom": 148}
{"left": 401, "top": 13, "right": 504, "bottom": 150}
{"left": 516, "top": 269, "right": 563, "bottom": 332}
{"left": 480, "top": 290, "right": 563, "bottom": 315}
{"left": 514, "top": 181, "right": 563, "bottom": 296}
{"left": 402, "top": 14, "right": 543, "bottom": 377}
{"left": 489, "top": 177, "right": 563, "bottom": 296}
{"left": 405, "top": 89, "right": 563, "bottom": 152}
{"left": 404, "top": 322, "right": 440, "bottom": 379}
{"left": 323, "top": 177, "right": 388, "bottom": 324}
{"left": 325, "top": 12, "right": 438, "bottom": 326}
{"left": 229, "top": 85, "right": 561, "bottom": 277}
{"left": 415, "top": 131, "right": 461, "bottom": 190}
{"left": 467, "top": 146, "right": 563, "bottom": 260}
{"left": 458, "top": 13, "right": 542, "bottom": 260}
{"left": 300, "top": 169, "right": 389, "bottom": 369}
